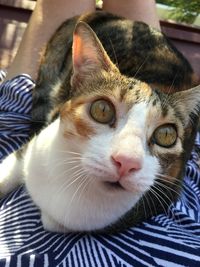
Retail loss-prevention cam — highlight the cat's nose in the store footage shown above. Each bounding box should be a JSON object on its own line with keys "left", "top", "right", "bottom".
{"left": 111, "top": 154, "right": 142, "bottom": 177}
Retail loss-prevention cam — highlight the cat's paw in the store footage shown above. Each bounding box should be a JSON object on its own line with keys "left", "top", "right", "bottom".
{"left": 41, "top": 212, "right": 70, "bottom": 233}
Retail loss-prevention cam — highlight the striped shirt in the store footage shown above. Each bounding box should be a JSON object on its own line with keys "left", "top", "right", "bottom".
{"left": 0, "top": 71, "right": 200, "bottom": 267}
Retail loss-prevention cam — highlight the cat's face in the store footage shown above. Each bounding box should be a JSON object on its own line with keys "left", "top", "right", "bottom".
{"left": 58, "top": 73, "right": 189, "bottom": 229}
{"left": 48, "top": 22, "right": 200, "bottom": 232}
{"left": 61, "top": 76, "right": 184, "bottom": 190}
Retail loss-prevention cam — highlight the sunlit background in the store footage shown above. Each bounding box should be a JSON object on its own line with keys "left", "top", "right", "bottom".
{"left": 0, "top": 0, "right": 199, "bottom": 78}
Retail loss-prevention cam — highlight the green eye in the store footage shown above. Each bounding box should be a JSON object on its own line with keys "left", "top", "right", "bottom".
{"left": 152, "top": 124, "right": 177, "bottom": 148}
{"left": 90, "top": 99, "right": 115, "bottom": 124}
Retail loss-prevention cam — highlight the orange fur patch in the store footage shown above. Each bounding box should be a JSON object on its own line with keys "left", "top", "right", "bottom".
{"left": 60, "top": 99, "right": 95, "bottom": 138}
{"left": 63, "top": 130, "right": 76, "bottom": 139}
{"left": 74, "top": 117, "right": 95, "bottom": 137}
{"left": 139, "top": 82, "right": 152, "bottom": 96}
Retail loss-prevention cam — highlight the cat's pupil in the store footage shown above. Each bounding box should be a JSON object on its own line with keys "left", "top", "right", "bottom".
{"left": 89, "top": 99, "right": 115, "bottom": 125}
{"left": 152, "top": 124, "right": 177, "bottom": 148}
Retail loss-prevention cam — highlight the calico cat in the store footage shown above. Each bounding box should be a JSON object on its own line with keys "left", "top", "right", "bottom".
{"left": 0, "top": 12, "right": 200, "bottom": 233}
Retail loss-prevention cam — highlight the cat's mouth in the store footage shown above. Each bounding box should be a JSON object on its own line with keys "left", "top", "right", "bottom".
{"left": 104, "top": 181, "right": 124, "bottom": 190}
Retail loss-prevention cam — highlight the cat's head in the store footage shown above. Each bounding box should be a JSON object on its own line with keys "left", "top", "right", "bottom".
{"left": 56, "top": 22, "right": 200, "bottom": 232}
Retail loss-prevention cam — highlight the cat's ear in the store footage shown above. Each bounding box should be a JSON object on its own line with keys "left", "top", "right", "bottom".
{"left": 71, "top": 21, "right": 119, "bottom": 87}
{"left": 173, "top": 85, "right": 200, "bottom": 124}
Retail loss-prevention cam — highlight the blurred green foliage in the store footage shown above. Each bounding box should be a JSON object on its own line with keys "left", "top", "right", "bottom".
{"left": 157, "top": 0, "right": 200, "bottom": 23}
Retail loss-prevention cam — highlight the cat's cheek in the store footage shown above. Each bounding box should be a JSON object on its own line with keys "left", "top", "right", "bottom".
{"left": 81, "top": 134, "right": 117, "bottom": 180}
{"left": 82, "top": 157, "right": 118, "bottom": 183}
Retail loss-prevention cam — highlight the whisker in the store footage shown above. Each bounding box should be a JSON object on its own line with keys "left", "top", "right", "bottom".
{"left": 47, "top": 157, "right": 84, "bottom": 171}
{"left": 153, "top": 184, "right": 174, "bottom": 206}
{"left": 52, "top": 155, "right": 82, "bottom": 161}
{"left": 63, "top": 176, "right": 94, "bottom": 229}
{"left": 161, "top": 71, "right": 179, "bottom": 109}
{"left": 133, "top": 54, "right": 150, "bottom": 80}
{"left": 141, "top": 196, "right": 148, "bottom": 219}
{"left": 55, "top": 150, "right": 82, "bottom": 156}
{"left": 47, "top": 171, "right": 86, "bottom": 212}
{"left": 149, "top": 187, "right": 168, "bottom": 216}
{"left": 48, "top": 160, "right": 81, "bottom": 170}
{"left": 77, "top": 176, "right": 91, "bottom": 203}
{"left": 69, "top": 175, "right": 88, "bottom": 207}
{"left": 169, "top": 72, "right": 178, "bottom": 92}
{"left": 151, "top": 184, "right": 180, "bottom": 223}
{"left": 62, "top": 168, "right": 87, "bottom": 185}
{"left": 49, "top": 167, "right": 87, "bottom": 193}
{"left": 154, "top": 180, "right": 182, "bottom": 223}
{"left": 144, "top": 193, "right": 155, "bottom": 218}
{"left": 53, "top": 175, "right": 88, "bottom": 230}
{"left": 144, "top": 192, "right": 157, "bottom": 217}
{"left": 156, "top": 179, "right": 182, "bottom": 192}
{"left": 48, "top": 163, "right": 83, "bottom": 180}
{"left": 108, "top": 37, "right": 119, "bottom": 68}
{"left": 155, "top": 181, "right": 181, "bottom": 196}
{"left": 156, "top": 173, "right": 181, "bottom": 183}
{"left": 55, "top": 170, "right": 87, "bottom": 197}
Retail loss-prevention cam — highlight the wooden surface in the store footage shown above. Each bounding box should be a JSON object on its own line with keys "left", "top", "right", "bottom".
{"left": 0, "top": 1, "right": 33, "bottom": 69}
{"left": 0, "top": 0, "right": 35, "bottom": 10}
{"left": 160, "top": 20, "right": 200, "bottom": 80}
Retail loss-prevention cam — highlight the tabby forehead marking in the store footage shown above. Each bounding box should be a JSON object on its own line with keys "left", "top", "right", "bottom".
{"left": 119, "top": 82, "right": 153, "bottom": 108}
{"left": 74, "top": 117, "right": 95, "bottom": 137}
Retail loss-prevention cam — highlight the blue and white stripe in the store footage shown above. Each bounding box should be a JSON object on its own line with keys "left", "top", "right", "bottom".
{"left": 0, "top": 72, "right": 200, "bottom": 267}
{"left": 0, "top": 71, "right": 6, "bottom": 85}
{"left": 0, "top": 73, "right": 34, "bottom": 161}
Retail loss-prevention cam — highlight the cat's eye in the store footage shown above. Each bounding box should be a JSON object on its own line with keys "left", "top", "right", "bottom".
{"left": 89, "top": 99, "right": 115, "bottom": 125}
{"left": 152, "top": 124, "right": 177, "bottom": 148}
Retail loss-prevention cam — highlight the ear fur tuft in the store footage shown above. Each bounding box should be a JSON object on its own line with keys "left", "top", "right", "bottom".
{"left": 172, "top": 85, "right": 200, "bottom": 125}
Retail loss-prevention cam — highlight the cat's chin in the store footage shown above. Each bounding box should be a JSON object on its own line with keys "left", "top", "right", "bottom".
{"left": 102, "top": 178, "right": 153, "bottom": 194}
{"left": 103, "top": 181, "right": 125, "bottom": 190}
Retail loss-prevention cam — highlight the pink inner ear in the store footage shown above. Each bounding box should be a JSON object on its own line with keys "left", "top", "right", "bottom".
{"left": 73, "top": 31, "right": 99, "bottom": 72}
{"left": 72, "top": 30, "right": 97, "bottom": 86}
{"left": 73, "top": 33, "right": 83, "bottom": 69}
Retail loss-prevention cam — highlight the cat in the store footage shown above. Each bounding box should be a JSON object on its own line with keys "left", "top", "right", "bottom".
{"left": 0, "top": 11, "right": 200, "bottom": 234}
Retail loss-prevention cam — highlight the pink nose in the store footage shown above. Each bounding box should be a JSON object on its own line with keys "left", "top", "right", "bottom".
{"left": 111, "top": 154, "right": 142, "bottom": 177}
